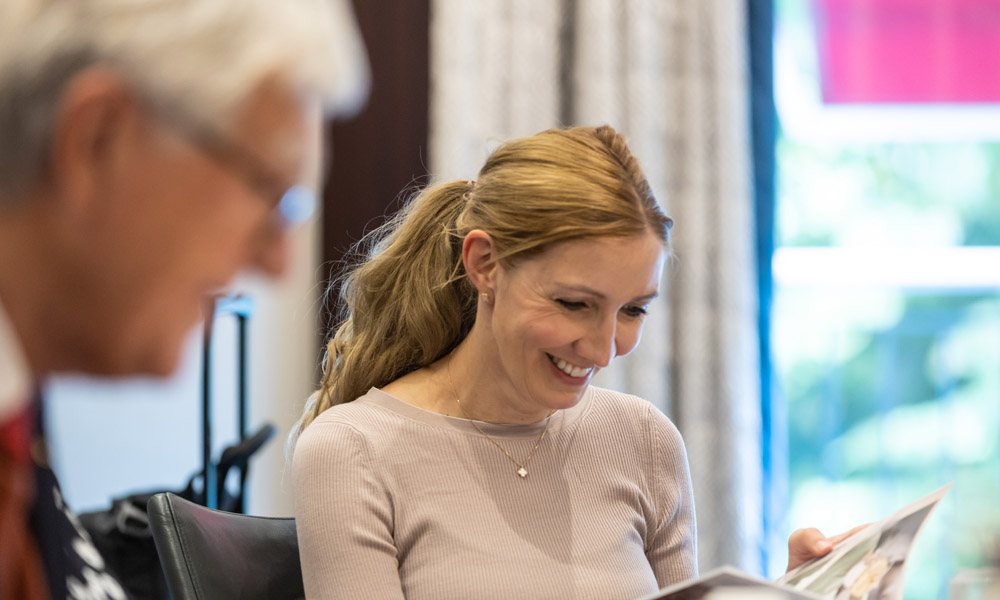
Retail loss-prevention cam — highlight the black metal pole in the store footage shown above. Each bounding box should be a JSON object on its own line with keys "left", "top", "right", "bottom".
{"left": 237, "top": 311, "right": 249, "bottom": 513}
{"left": 202, "top": 296, "right": 217, "bottom": 509}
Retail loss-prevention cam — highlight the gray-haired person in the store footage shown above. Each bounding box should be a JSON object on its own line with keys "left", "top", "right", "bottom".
{"left": 0, "top": 1, "right": 366, "bottom": 598}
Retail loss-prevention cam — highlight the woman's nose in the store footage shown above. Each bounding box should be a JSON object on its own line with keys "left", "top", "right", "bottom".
{"left": 577, "top": 315, "right": 617, "bottom": 368}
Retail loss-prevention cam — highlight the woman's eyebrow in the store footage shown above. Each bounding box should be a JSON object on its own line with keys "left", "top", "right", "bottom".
{"left": 554, "top": 283, "right": 659, "bottom": 303}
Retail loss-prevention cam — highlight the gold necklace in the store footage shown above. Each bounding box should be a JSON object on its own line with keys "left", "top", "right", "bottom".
{"left": 447, "top": 364, "right": 553, "bottom": 479}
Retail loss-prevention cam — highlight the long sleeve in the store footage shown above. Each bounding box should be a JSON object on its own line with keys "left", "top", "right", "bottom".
{"left": 292, "top": 417, "right": 405, "bottom": 600}
{"left": 643, "top": 402, "right": 699, "bottom": 587}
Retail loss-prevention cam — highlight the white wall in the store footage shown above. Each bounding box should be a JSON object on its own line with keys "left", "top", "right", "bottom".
{"left": 47, "top": 219, "right": 321, "bottom": 517}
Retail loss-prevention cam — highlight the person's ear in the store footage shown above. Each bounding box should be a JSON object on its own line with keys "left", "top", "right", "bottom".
{"left": 48, "top": 67, "right": 141, "bottom": 210}
{"left": 462, "top": 229, "right": 499, "bottom": 296}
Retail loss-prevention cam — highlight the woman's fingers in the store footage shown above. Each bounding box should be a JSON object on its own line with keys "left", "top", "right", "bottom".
{"left": 786, "top": 524, "right": 872, "bottom": 572}
{"left": 787, "top": 527, "right": 832, "bottom": 571}
{"left": 826, "top": 523, "right": 870, "bottom": 546}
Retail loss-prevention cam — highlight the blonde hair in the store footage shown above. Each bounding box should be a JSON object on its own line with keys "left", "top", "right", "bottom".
{"left": 289, "top": 125, "right": 672, "bottom": 448}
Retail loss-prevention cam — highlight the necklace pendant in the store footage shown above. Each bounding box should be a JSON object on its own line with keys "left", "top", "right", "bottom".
{"left": 517, "top": 466, "right": 528, "bottom": 478}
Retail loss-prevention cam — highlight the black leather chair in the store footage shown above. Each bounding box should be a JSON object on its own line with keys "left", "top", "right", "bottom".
{"left": 147, "top": 492, "right": 304, "bottom": 600}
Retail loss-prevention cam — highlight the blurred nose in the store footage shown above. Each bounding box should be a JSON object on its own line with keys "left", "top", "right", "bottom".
{"left": 250, "top": 225, "right": 291, "bottom": 277}
{"left": 577, "top": 314, "right": 617, "bottom": 368}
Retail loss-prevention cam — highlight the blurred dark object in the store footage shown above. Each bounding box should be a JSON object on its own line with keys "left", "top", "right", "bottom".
{"left": 79, "top": 424, "right": 276, "bottom": 599}
{"left": 148, "top": 492, "right": 302, "bottom": 600}
{"left": 79, "top": 491, "right": 174, "bottom": 600}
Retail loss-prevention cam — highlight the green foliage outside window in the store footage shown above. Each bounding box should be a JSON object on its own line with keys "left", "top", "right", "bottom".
{"left": 775, "top": 139, "right": 1000, "bottom": 599}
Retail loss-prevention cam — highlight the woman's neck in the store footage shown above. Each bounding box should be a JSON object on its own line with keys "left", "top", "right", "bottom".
{"left": 382, "top": 326, "right": 554, "bottom": 425}
{"left": 440, "top": 330, "right": 553, "bottom": 425}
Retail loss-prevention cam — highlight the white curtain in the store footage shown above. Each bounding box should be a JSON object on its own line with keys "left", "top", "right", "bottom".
{"left": 430, "top": 0, "right": 763, "bottom": 574}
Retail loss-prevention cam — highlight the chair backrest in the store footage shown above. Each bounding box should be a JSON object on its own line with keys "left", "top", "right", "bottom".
{"left": 147, "top": 492, "right": 304, "bottom": 600}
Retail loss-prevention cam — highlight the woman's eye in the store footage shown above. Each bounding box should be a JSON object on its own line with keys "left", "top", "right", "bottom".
{"left": 623, "top": 305, "right": 648, "bottom": 318}
{"left": 556, "top": 299, "right": 587, "bottom": 311}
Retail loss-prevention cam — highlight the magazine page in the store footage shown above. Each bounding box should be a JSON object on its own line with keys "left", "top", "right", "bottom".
{"left": 777, "top": 483, "right": 952, "bottom": 599}
{"left": 637, "top": 566, "right": 823, "bottom": 600}
{"left": 637, "top": 484, "right": 950, "bottom": 600}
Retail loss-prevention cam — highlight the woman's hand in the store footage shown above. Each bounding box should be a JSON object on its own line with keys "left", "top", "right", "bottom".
{"left": 786, "top": 524, "right": 869, "bottom": 572}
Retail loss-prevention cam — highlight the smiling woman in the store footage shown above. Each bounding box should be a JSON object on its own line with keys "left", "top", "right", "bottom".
{"left": 289, "top": 125, "right": 696, "bottom": 600}
{"left": 292, "top": 125, "right": 673, "bottom": 431}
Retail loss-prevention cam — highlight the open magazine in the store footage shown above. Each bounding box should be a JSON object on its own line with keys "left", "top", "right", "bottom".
{"left": 639, "top": 483, "right": 952, "bottom": 600}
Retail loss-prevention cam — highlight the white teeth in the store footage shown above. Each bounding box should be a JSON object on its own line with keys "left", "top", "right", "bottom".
{"left": 550, "top": 355, "right": 591, "bottom": 378}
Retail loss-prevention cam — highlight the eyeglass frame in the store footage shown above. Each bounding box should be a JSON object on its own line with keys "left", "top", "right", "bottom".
{"left": 143, "top": 93, "right": 318, "bottom": 226}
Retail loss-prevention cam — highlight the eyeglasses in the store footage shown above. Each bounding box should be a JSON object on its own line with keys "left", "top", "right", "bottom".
{"left": 150, "top": 98, "right": 318, "bottom": 226}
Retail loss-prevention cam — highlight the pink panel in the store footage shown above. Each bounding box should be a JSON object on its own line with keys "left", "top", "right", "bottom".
{"left": 815, "top": 0, "right": 1000, "bottom": 103}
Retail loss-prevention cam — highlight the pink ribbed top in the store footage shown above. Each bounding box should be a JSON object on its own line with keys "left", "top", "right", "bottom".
{"left": 293, "top": 385, "right": 697, "bottom": 600}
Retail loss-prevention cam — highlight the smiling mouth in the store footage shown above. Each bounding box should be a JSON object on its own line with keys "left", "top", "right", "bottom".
{"left": 547, "top": 354, "right": 593, "bottom": 378}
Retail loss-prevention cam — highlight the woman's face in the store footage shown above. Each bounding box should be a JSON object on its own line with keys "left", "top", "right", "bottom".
{"left": 483, "top": 232, "right": 666, "bottom": 420}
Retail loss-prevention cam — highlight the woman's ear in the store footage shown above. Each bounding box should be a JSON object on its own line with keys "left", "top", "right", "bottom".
{"left": 462, "top": 229, "right": 498, "bottom": 294}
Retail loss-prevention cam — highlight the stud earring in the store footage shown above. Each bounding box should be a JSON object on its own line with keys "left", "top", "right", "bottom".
{"left": 480, "top": 291, "right": 493, "bottom": 305}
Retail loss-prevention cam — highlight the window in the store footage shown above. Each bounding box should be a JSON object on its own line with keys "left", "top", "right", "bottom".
{"left": 771, "top": 1, "right": 1000, "bottom": 597}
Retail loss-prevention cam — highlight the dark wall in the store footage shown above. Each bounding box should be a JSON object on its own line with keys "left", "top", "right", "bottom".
{"left": 321, "top": 0, "right": 431, "bottom": 339}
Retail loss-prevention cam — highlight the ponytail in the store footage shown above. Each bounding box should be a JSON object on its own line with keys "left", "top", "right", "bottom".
{"left": 290, "top": 125, "right": 672, "bottom": 454}
{"left": 289, "top": 180, "right": 477, "bottom": 449}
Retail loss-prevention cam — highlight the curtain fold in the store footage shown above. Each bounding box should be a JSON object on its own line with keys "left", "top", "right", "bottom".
{"left": 430, "top": 0, "right": 763, "bottom": 574}
{"left": 430, "top": 0, "right": 562, "bottom": 180}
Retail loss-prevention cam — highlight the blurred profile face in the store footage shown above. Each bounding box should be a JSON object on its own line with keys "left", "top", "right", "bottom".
{"left": 484, "top": 232, "right": 666, "bottom": 419}
{"left": 63, "top": 74, "right": 322, "bottom": 376}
